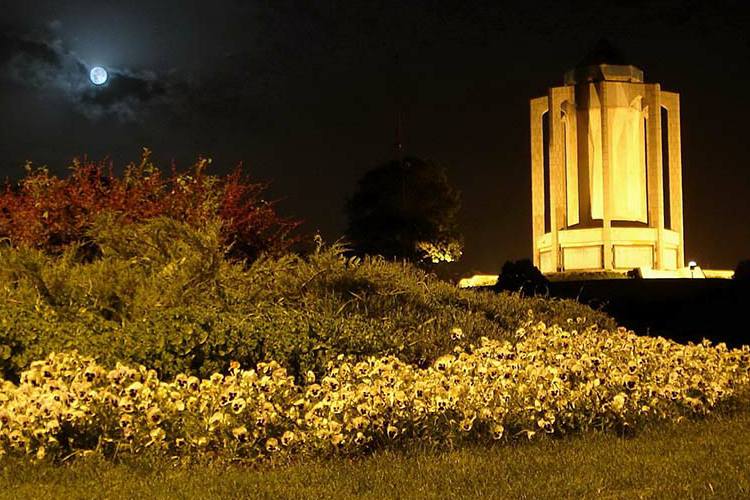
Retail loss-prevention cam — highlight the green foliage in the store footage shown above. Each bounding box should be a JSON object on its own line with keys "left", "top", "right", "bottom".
{"left": 0, "top": 218, "right": 615, "bottom": 382}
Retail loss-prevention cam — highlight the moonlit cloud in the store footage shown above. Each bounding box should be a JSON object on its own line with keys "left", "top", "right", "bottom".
{"left": 0, "top": 30, "right": 176, "bottom": 122}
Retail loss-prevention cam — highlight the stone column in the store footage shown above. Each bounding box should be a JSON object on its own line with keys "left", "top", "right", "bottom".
{"left": 547, "top": 92, "right": 560, "bottom": 271}
{"left": 549, "top": 87, "right": 573, "bottom": 270}
{"left": 563, "top": 99, "right": 579, "bottom": 227}
{"left": 600, "top": 82, "right": 613, "bottom": 269}
{"left": 662, "top": 91, "right": 685, "bottom": 268}
{"left": 530, "top": 97, "right": 548, "bottom": 269}
{"left": 644, "top": 84, "right": 665, "bottom": 269}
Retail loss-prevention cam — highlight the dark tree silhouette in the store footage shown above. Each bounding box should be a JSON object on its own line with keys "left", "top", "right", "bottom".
{"left": 495, "top": 259, "right": 549, "bottom": 296}
{"left": 345, "top": 157, "right": 462, "bottom": 263}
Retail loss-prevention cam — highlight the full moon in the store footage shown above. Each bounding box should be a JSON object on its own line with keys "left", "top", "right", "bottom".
{"left": 89, "top": 66, "right": 108, "bottom": 85}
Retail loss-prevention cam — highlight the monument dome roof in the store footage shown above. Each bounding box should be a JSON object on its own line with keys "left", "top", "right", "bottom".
{"left": 577, "top": 39, "right": 631, "bottom": 67}
{"left": 564, "top": 39, "right": 644, "bottom": 85}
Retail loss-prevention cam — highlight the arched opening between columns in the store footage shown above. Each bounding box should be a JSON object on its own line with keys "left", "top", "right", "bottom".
{"left": 661, "top": 106, "right": 672, "bottom": 230}
{"left": 542, "top": 110, "right": 551, "bottom": 234}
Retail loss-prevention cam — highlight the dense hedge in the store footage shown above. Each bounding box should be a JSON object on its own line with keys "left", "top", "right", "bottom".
{"left": 0, "top": 217, "right": 616, "bottom": 382}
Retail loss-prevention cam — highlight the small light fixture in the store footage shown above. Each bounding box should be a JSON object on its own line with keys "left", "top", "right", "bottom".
{"left": 688, "top": 260, "right": 697, "bottom": 278}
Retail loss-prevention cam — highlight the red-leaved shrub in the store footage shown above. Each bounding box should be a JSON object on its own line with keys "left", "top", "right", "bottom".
{"left": 0, "top": 149, "right": 300, "bottom": 261}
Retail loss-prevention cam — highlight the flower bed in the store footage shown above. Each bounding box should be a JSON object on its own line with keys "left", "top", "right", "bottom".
{"left": 1, "top": 319, "right": 748, "bottom": 462}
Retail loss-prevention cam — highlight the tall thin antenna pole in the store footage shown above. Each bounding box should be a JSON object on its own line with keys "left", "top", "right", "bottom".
{"left": 397, "top": 106, "right": 406, "bottom": 210}
{"left": 395, "top": 109, "right": 404, "bottom": 161}
{"left": 392, "top": 51, "right": 405, "bottom": 163}
{"left": 390, "top": 52, "right": 407, "bottom": 211}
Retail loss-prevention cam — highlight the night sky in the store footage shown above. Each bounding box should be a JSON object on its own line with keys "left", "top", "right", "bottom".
{"left": 2, "top": 1, "right": 749, "bottom": 274}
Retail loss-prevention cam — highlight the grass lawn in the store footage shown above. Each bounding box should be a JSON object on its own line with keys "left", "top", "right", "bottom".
{"left": 2, "top": 409, "right": 749, "bottom": 500}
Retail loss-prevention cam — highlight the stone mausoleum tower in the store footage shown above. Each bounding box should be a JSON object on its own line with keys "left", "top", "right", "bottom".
{"left": 530, "top": 41, "right": 684, "bottom": 274}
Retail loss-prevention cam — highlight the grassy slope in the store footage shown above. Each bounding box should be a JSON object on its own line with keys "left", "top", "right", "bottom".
{"left": 3, "top": 409, "right": 749, "bottom": 500}
{"left": 0, "top": 225, "right": 616, "bottom": 382}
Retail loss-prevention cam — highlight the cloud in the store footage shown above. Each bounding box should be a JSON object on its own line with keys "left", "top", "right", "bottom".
{"left": 0, "top": 30, "right": 175, "bottom": 122}
{"left": 0, "top": 24, "right": 281, "bottom": 132}
{"left": 78, "top": 69, "right": 170, "bottom": 121}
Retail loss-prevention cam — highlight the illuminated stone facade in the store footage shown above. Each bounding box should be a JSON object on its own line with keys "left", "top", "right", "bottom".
{"left": 530, "top": 52, "right": 684, "bottom": 273}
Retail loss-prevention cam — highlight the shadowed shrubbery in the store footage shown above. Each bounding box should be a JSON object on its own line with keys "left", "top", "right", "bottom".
{"left": 495, "top": 259, "right": 549, "bottom": 296}
{"left": 0, "top": 218, "right": 615, "bottom": 382}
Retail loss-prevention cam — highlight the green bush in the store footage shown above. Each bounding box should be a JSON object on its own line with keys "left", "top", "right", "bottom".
{"left": 0, "top": 217, "right": 616, "bottom": 382}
